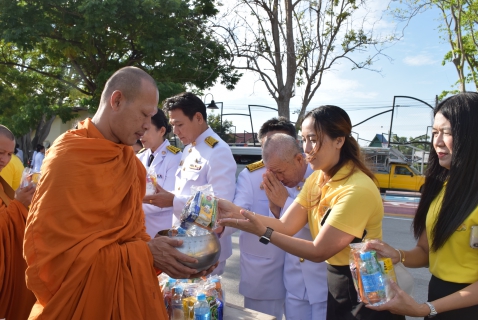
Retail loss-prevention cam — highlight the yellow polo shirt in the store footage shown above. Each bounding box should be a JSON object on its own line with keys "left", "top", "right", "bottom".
{"left": 0, "top": 154, "right": 24, "bottom": 190}
{"left": 427, "top": 183, "right": 478, "bottom": 283}
{"left": 295, "top": 162, "right": 384, "bottom": 266}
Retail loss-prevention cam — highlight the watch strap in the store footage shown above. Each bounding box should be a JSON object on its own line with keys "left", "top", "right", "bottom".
{"left": 259, "top": 227, "right": 274, "bottom": 244}
{"left": 425, "top": 301, "right": 437, "bottom": 318}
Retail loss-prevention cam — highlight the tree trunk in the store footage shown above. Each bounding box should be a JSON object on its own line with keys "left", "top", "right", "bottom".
{"left": 31, "top": 114, "right": 56, "bottom": 151}
{"left": 277, "top": 97, "right": 291, "bottom": 120}
{"left": 16, "top": 132, "right": 32, "bottom": 165}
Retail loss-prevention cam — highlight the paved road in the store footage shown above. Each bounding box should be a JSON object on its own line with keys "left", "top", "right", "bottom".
{"left": 221, "top": 215, "right": 430, "bottom": 320}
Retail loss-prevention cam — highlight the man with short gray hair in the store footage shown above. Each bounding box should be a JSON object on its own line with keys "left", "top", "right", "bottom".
{"left": 262, "top": 133, "right": 328, "bottom": 320}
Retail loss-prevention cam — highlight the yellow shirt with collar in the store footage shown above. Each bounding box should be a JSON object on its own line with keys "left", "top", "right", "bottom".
{"left": 0, "top": 154, "right": 24, "bottom": 190}
{"left": 295, "top": 162, "right": 383, "bottom": 266}
{"left": 426, "top": 183, "right": 478, "bottom": 283}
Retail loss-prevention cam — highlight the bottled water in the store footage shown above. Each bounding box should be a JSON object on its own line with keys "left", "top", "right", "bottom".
{"left": 171, "top": 286, "right": 185, "bottom": 320}
{"left": 194, "top": 293, "right": 211, "bottom": 320}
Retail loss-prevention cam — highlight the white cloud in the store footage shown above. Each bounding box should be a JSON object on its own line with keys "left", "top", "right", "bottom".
{"left": 403, "top": 54, "right": 437, "bottom": 66}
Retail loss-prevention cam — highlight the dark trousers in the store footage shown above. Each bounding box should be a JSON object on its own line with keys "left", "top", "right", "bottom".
{"left": 326, "top": 264, "right": 405, "bottom": 320}
{"left": 427, "top": 275, "right": 478, "bottom": 319}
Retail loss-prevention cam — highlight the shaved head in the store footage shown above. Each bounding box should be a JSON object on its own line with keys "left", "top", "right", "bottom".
{"left": 263, "top": 133, "right": 301, "bottom": 164}
{"left": 0, "top": 125, "right": 14, "bottom": 141}
{"left": 0, "top": 125, "right": 15, "bottom": 171}
{"left": 100, "top": 66, "right": 157, "bottom": 106}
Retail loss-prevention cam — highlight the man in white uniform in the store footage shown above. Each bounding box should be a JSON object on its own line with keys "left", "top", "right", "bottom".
{"left": 233, "top": 117, "right": 297, "bottom": 319}
{"left": 144, "top": 92, "right": 236, "bottom": 275}
{"left": 262, "top": 133, "right": 328, "bottom": 320}
{"left": 137, "top": 108, "right": 182, "bottom": 237}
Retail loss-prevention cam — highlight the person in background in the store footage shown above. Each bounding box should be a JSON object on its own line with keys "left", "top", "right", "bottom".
{"left": 32, "top": 144, "right": 45, "bottom": 172}
{"left": 262, "top": 133, "right": 328, "bottom": 320}
{"left": 0, "top": 125, "right": 36, "bottom": 320}
{"left": 29, "top": 144, "right": 42, "bottom": 169}
{"left": 144, "top": 92, "right": 236, "bottom": 275}
{"left": 232, "top": 117, "right": 294, "bottom": 319}
{"left": 366, "top": 92, "right": 478, "bottom": 319}
{"left": 217, "top": 105, "right": 400, "bottom": 320}
{"left": 138, "top": 108, "right": 182, "bottom": 237}
{"left": 0, "top": 150, "right": 24, "bottom": 190}
{"left": 15, "top": 143, "right": 24, "bottom": 164}
{"left": 133, "top": 139, "right": 143, "bottom": 153}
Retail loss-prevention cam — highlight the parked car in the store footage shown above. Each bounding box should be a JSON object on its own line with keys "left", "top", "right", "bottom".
{"left": 230, "top": 146, "right": 262, "bottom": 178}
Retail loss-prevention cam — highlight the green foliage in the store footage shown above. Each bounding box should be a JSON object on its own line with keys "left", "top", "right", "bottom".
{"left": 391, "top": 0, "right": 478, "bottom": 95}
{"left": 207, "top": 112, "right": 235, "bottom": 143}
{"left": 0, "top": 0, "right": 240, "bottom": 137}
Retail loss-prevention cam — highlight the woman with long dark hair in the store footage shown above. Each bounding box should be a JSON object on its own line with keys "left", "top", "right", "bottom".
{"left": 218, "top": 105, "right": 401, "bottom": 319}
{"left": 137, "top": 108, "right": 182, "bottom": 237}
{"left": 367, "top": 92, "right": 478, "bottom": 319}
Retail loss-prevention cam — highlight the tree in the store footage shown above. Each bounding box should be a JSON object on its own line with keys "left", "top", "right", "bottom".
{"left": 207, "top": 112, "right": 235, "bottom": 143}
{"left": 391, "top": 0, "right": 478, "bottom": 96}
{"left": 0, "top": 0, "right": 240, "bottom": 151}
{"left": 216, "top": 0, "right": 396, "bottom": 126}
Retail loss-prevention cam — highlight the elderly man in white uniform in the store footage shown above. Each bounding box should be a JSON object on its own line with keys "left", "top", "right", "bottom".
{"left": 233, "top": 117, "right": 299, "bottom": 319}
{"left": 138, "top": 108, "right": 182, "bottom": 237}
{"left": 144, "top": 92, "right": 236, "bottom": 275}
{"left": 262, "top": 133, "right": 328, "bottom": 320}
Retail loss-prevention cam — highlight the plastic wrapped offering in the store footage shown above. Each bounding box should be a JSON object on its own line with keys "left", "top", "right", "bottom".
{"left": 349, "top": 243, "right": 396, "bottom": 306}
{"left": 145, "top": 167, "right": 158, "bottom": 196}
{"left": 158, "top": 274, "right": 225, "bottom": 320}
{"left": 20, "top": 167, "right": 41, "bottom": 188}
{"left": 180, "top": 185, "right": 218, "bottom": 232}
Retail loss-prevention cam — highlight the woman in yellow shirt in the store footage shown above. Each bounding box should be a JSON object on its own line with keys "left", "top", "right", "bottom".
{"left": 218, "top": 105, "right": 400, "bottom": 319}
{"left": 367, "top": 92, "right": 478, "bottom": 319}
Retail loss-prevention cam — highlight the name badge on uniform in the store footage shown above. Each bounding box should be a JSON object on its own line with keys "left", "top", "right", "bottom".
{"left": 189, "top": 164, "right": 202, "bottom": 170}
{"left": 157, "top": 174, "right": 163, "bottom": 180}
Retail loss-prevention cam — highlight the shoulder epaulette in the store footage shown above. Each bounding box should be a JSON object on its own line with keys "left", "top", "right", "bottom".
{"left": 137, "top": 148, "right": 146, "bottom": 154}
{"left": 166, "top": 145, "right": 181, "bottom": 154}
{"left": 246, "top": 160, "right": 264, "bottom": 172}
{"left": 205, "top": 136, "right": 219, "bottom": 148}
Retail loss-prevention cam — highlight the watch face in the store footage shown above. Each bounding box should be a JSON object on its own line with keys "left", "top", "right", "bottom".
{"left": 259, "top": 236, "right": 270, "bottom": 244}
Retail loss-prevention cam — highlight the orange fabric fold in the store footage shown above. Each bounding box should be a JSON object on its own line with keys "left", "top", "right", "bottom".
{"left": 0, "top": 194, "right": 36, "bottom": 320}
{"left": 24, "top": 119, "right": 168, "bottom": 319}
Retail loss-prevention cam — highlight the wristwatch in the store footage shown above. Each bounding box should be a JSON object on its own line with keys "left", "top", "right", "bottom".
{"left": 425, "top": 301, "right": 437, "bottom": 318}
{"left": 259, "top": 227, "right": 274, "bottom": 245}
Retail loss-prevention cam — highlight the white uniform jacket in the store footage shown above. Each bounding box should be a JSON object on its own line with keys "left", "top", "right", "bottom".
{"left": 282, "top": 165, "right": 328, "bottom": 304}
{"left": 137, "top": 140, "right": 182, "bottom": 237}
{"left": 233, "top": 164, "right": 286, "bottom": 300}
{"left": 173, "top": 127, "right": 237, "bottom": 264}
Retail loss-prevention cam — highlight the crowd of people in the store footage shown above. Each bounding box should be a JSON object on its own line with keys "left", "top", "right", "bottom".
{"left": 0, "top": 66, "right": 477, "bottom": 320}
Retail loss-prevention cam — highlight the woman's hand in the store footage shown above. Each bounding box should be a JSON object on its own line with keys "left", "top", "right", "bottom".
{"left": 216, "top": 198, "right": 243, "bottom": 220}
{"left": 218, "top": 209, "right": 267, "bottom": 237}
{"left": 366, "top": 281, "right": 430, "bottom": 317}
{"left": 364, "top": 239, "right": 401, "bottom": 264}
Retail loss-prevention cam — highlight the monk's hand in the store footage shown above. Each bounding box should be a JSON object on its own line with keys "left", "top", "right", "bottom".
{"left": 216, "top": 198, "right": 243, "bottom": 220}
{"left": 366, "top": 280, "right": 427, "bottom": 317}
{"left": 15, "top": 183, "right": 35, "bottom": 208}
{"left": 219, "top": 209, "right": 267, "bottom": 237}
{"left": 143, "top": 185, "right": 174, "bottom": 208}
{"left": 147, "top": 236, "right": 201, "bottom": 279}
{"left": 190, "top": 261, "right": 219, "bottom": 279}
{"left": 262, "top": 170, "right": 288, "bottom": 209}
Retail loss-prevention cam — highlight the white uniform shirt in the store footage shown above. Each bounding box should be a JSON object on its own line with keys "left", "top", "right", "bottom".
{"left": 33, "top": 152, "right": 44, "bottom": 173}
{"left": 233, "top": 165, "right": 286, "bottom": 300}
{"left": 173, "top": 127, "right": 236, "bottom": 265}
{"left": 137, "top": 140, "right": 182, "bottom": 237}
{"left": 282, "top": 165, "right": 328, "bottom": 304}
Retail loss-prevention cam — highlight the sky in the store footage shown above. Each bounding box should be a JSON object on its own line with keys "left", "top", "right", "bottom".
{"left": 203, "top": 2, "right": 460, "bottom": 146}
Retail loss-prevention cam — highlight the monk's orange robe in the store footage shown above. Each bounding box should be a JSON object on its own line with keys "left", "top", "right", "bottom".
{"left": 24, "top": 119, "right": 168, "bottom": 319}
{"left": 0, "top": 186, "right": 36, "bottom": 320}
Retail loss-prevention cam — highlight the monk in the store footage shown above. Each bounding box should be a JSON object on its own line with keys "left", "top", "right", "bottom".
{"left": 0, "top": 125, "right": 36, "bottom": 320}
{"left": 24, "top": 67, "right": 213, "bottom": 319}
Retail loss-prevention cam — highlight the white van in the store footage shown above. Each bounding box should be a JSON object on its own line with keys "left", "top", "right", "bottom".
{"left": 230, "top": 146, "right": 262, "bottom": 177}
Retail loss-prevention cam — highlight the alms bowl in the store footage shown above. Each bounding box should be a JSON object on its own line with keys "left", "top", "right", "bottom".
{"left": 157, "top": 229, "right": 221, "bottom": 272}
